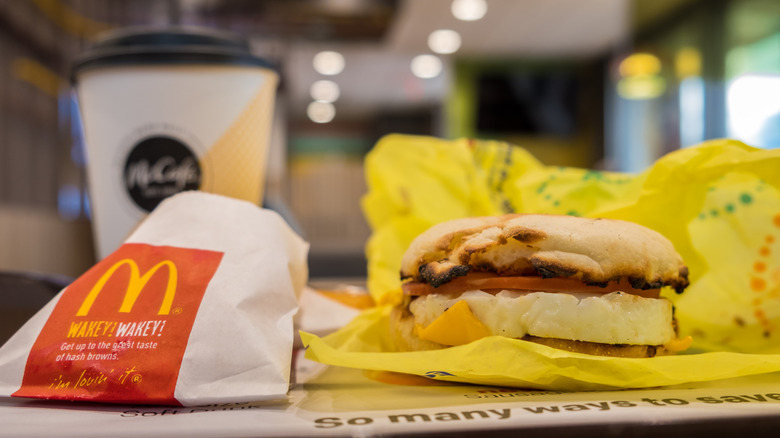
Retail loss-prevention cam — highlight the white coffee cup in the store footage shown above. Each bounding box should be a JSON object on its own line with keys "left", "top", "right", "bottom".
{"left": 72, "top": 27, "right": 278, "bottom": 259}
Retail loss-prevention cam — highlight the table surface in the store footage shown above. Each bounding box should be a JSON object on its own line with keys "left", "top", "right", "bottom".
{"left": 2, "top": 351, "right": 780, "bottom": 438}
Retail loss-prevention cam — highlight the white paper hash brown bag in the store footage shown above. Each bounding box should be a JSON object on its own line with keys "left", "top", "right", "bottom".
{"left": 0, "top": 191, "right": 308, "bottom": 406}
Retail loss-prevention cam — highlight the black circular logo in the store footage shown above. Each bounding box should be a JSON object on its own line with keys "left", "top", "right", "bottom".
{"left": 123, "top": 136, "right": 201, "bottom": 212}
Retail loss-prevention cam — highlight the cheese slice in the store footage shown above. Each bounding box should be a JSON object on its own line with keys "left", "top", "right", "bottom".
{"left": 415, "top": 300, "right": 491, "bottom": 346}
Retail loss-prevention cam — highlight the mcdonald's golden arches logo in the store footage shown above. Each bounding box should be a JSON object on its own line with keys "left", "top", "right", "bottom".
{"left": 76, "top": 258, "right": 178, "bottom": 316}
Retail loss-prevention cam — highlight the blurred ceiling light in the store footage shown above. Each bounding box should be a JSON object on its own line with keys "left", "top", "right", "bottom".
{"left": 307, "top": 101, "right": 336, "bottom": 123}
{"left": 310, "top": 79, "right": 340, "bottom": 103}
{"left": 616, "top": 52, "right": 665, "bottom": 99}
{"left": 618, "top": 53, "right": 661, "bottom": 77}
{"left": 675, "top": 47, "right": 702, "bottom": 78}
{"left": 451, "top": 0, "right": 487, "bottom": 21}
{"left": 411, "top": 54, "right": 442, "bottom": 79}
{"left": 428, "top": 29, "right": 462, "bottom": 54}
{"left": 313, "top": 51, "right": 345, "bottom": 76}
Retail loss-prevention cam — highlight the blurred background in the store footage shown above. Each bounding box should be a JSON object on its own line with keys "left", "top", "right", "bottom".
{"left": 0, "top": 0, "right": 778, "bottom": 280}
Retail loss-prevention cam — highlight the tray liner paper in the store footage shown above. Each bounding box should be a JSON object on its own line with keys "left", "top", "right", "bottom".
{"left": 303, "top": 134, "right": 780, "bottom": 390}
{"left": 0, "top": 191, "right": 309, "bottom": 405}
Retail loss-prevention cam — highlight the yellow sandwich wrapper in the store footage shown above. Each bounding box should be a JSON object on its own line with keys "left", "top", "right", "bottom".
{"left": 300, "top": 308, "right": 780, "bottom": 391}
{"left": 302, "top": 134, "right": 780, "bottom": 391}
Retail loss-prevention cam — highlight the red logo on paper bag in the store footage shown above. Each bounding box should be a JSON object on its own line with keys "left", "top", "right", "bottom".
{"left": 13, "top": 243, "right": 223, "bottom": 405}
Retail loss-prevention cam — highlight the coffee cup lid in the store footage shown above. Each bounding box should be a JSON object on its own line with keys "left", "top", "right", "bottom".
{"left": 71, "top": 26, "right": 274, "bottom": 79}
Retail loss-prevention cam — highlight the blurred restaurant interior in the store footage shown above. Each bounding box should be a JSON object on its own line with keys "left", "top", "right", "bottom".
{"left": 0, "top": 0, "right": 779, "bottom": 280}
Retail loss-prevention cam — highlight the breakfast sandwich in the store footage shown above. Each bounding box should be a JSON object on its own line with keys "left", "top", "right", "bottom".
{"left": 392, "top": 214, "right": 691, "bottom": 358}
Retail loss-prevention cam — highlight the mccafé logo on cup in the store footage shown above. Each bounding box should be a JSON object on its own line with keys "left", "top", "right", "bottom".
{"left": 124, "top": 135, "right": 202, "bottom": 212}
{"left": 13, "top": 243, "right": 223, "bottom": 404}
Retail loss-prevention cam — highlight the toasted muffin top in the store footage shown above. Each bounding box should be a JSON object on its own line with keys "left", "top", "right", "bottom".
{"left": 400, "top": 214, "right": 689, "bottom": 293}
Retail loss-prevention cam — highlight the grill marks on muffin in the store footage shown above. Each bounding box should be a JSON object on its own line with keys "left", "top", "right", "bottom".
{"left": 419, "top": 261, "right": 470, "bottom": 288}
{"left": 528, "top": 257, "right": 579, "bottom": 279}
{"left": 507, "top": 226, "right": 546, "bottom": 244}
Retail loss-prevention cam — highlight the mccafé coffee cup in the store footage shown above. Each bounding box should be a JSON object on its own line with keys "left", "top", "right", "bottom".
{"left": 72, "top": 27, "right": 278, "bottom": 259}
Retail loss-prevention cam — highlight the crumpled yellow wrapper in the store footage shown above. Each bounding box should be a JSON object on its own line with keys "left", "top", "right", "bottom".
{"left": 302, "top": 134, "right": 780, "bottom": 390}
{"left": 300, "top": 308, "right": 780, "bottom": 391}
